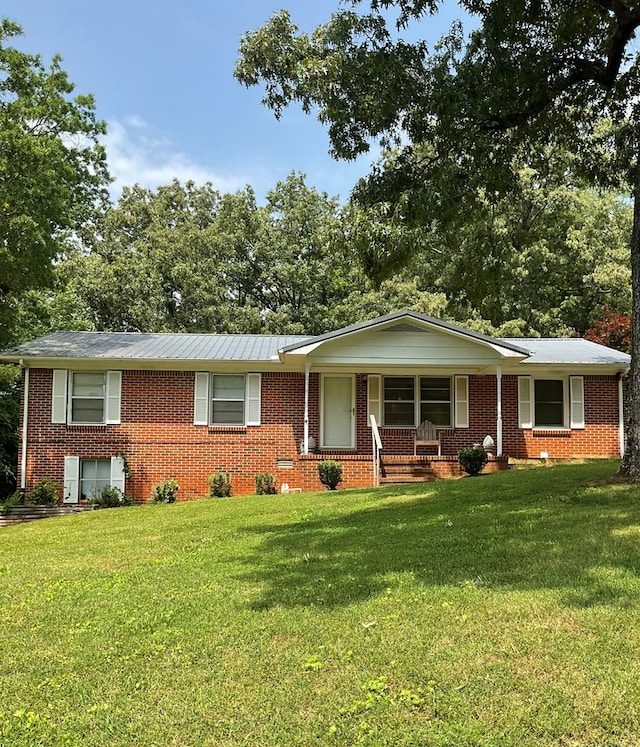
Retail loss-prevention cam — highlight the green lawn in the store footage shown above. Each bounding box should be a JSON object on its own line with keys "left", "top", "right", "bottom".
{"left": 2, "top": 461, "right": 640, "bottom": 746}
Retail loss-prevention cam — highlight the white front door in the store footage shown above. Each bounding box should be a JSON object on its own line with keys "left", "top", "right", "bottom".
{"left": 321, "top": 375, "right": 356, "bottom": 449}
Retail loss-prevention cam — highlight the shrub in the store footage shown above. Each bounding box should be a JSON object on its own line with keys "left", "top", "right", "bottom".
{"left": 255, "top": 473, "right": 277, "bottom": 495}
{"left": 208, "top": 471, "right": 232, "bottom": 498}
{"left": 27, "top": 479, "right": 60, "bottom": 506}
{"left": 318, "top": 460, "right": 343, "bottom": 490}
{"left": 91, "top": 486, "right": 133, "bottom": 508}
{"left": 151, "top": 479, "right": 179, "bottom": 504}
{"left": 458, "top": 446, "right": 489, "bottom": 476}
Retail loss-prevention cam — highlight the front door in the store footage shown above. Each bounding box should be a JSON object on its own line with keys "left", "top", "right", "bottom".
{"left": 321, "top": 375, "right": 356, "bottom": 449}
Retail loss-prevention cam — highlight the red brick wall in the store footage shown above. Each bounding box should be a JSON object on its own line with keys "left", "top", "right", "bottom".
{"left": 19, "top": 369, "right": 624, "bottom": 501}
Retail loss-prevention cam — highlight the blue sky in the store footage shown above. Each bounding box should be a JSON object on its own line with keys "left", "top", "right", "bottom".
{"left": 4, "top": 1, "right": 465, "bottom": 203}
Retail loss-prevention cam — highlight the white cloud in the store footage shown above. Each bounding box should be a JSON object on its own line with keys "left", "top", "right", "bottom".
{"left": 102, "top": 119, "right": 250, "bottom": 201}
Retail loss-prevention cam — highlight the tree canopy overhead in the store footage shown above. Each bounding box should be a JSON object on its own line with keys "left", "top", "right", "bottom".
{"left": 0, "top": 18, "right": 109, "bottom": 346}
{"left": 236, "top": 1, "right": 640, "bottom": 477}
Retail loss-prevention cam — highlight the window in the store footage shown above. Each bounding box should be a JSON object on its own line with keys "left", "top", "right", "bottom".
{"left": 71, "top": 372, "right": 106, "bottom": 423}
{"left": 80, "top": 458, "right": 111, "bottom": 500}
{"left": 518, "top": 376, "right": 585, "bottom": 430}
{"left": 194, "top": 372, "right": 261, "bottom": 426}
{"left": 51, "top": 370, "right": 122, "bottom": 425}
{"left": 534, "top": 379, "right": 564, "bottom": 427}
{"left": 211, "top": 374, "right": 245, "bottom": 425}
{"left": 420, "top": 377, "right": 452, "bottom": 427}
{"left": 382, "top": 376, "right": 454, "bottom": 428}
{"left": 63, "top": 455, "right": 126, "bottom": 504}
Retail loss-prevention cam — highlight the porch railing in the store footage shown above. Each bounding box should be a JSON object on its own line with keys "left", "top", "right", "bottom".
{"left": 370, "top": 414, "right": 383, "bottom": 487}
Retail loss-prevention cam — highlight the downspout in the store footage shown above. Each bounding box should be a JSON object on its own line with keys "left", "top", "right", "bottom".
{"left": 20, "top": 362, "right": 29, "bottom": 491}
{"left": 303, "top": 360, "right": 310, "bottom": 455}
{"left": 619, "top": 374, "right": 626, "bottom": 457}
{"left": 496, "top": 364, "right": 503, "bottom": 457}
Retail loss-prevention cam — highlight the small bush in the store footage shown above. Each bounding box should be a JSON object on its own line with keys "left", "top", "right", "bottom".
{"left": 255, "top": 473, "right": 277, "bottom": 495}
{"left": 91, "top": 485, "right": 133, "bottom": 508}
{"left": 208, "top": 471, "right": 232, "bottom": 498}
{"left": 27, "top": 479, "right": 60, "bottom": 506}
{"left": 151, "top": 479, "right": 179, "bottom": 504}
{"left": 458, "top": 446, "right": 489, "bottom": 476}
{"left": 1, "top": 490, "right": 23, "bottom": 509}
{"left": 318, "top": 460, "right": 343, "bottom": 490}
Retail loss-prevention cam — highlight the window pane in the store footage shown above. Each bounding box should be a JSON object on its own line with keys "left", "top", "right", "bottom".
{"left": 384, "top": 402, "right": 415, "bottom": 426}
{"left": 384, "top": 377, "right": 414, "bottom": 401}
{"left": 535, "top": 380, "right": 564, "bottom": 427}
{"left": 73, "top": 373, "right": 105, "bottom": 397}
{"left": 420, "top": 377, "right": 451, "bottom": 401}
{"left": 421, "top": 403, "right": 451, "bottom": 426}
{"left": 81, "top": 460, "right": 96, "bottom": 479}
{"left": 212, "top": 375, "right": 244, "bottom": 400}
{"left": 72, "top": 399, "right": 104, "bottom": 423}
{"left": 211, "top": 400, "right": 244, "bottom": 425}
{"left": 80, "top": 459, "right": 111, "bottom": 500}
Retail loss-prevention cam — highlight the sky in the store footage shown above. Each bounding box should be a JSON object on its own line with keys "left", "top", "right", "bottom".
{"left": 3, "top": 0, "right": 465, "bottom": 204}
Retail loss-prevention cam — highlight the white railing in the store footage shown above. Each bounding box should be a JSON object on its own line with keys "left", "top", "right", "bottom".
{"left": 370, "top": 414, "right": 383, "bottom": 487}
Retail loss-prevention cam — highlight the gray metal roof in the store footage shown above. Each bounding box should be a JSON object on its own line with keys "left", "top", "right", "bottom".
{"left": 503, "top": 338, "right": 631, "bottom": 366}
{"left": 0, "top": 331, "right": 311, "bottom": 361}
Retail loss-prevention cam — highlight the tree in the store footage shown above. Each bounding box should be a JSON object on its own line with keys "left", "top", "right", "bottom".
{"left": 235, "top": 2, "right": 640, "bottom": 477}
{"left": 0, "top": 18, "right": 109, "bottom": 346}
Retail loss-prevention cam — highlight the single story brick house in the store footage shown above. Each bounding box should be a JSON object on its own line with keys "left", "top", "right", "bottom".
{"left": 0, "top": 310, "right": 630, "bottom": 502}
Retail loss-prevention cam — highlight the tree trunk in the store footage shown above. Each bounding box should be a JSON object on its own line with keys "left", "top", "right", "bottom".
{"left": 618, "top": 156, "right": 640, "bottom": 478}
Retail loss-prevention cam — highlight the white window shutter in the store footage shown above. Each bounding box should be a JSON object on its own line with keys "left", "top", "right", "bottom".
{"left": 194, "top": 372, "right": 209, "bottom": 425}
{"left": 367, "top": 375, "right": 381, "bottom": 427}
{"left": 52, "top": 370, "right": 68, "bottom": 423}
{"left": 105, "top": 371, "right": 122, "bottom": 424}
{"left": 454, "top": 375, "right": 469, "bottom": 428}
{"left": 110, "top": 456, "right": 126, "bottom": 495}
{"left": 246, "top": 373, "right": 261, "bottom": 426}
{"left": 570, "top": 376, "right": 585, "bottom": 429}
{"left": 518, "top": 377, "right": 533, "bottom": 429}
{"left": 63, "top": 456, "right": 80, "bottom": 504}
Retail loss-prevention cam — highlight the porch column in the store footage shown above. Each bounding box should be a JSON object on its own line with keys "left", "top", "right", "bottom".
{"left": 496, "top": 364, "right": 503, "bottom": 457}
{"left": 303, "top": 360, "right": 310, "bottom": 455}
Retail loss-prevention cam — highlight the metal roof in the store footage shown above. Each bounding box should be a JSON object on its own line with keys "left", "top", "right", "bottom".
{"left": 0, "top": 331, "right": 311, "bottom": 361}
{"left": 502, "top": 337, "right": 631, "bottom": 366}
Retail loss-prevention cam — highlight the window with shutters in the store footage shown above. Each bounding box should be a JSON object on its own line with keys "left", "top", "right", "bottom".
{"left": 194, "top": 372, "right": 261, "bottom": 426}
{"left": 53, "top": 370, "right": 121, "bottom": 425}
{"left": 518, "top": 376, "right": 585, "bottom": 429}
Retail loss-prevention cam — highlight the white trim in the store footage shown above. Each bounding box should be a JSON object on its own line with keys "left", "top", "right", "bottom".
{"left": 496, "top": 365, "right": 503, "bottom": 456}
{"left": 569, "top": 376, "right": 585, "bottom": 429}
{"left": 303, "top": 361, "right": 310, "bottom": 453}
{"left": 246, "top": 373, "right": 261, "bottom": 426}
{"left": 518, "top": 376, "right": 533, "bottom": 429}
{"left": 20, "top": 367, "right": 29, "bottom": 490}
{"left": 619, "top": 376, "right": 625, "bottom": 456}
{"left": 367, "top": 374, "right": 382, "bottom": 427}
{"left": 63, "top": 456, "right": 80, "bottom": 504}
{"left": 193, "top": 372, "right": 209, "bottom": 425}
{"left": 51, "top": 369, "right": 68, "bottom": 423}
{"left": 454, "top": 375, "right": 469, "bottom": 429}
{"left": 110, "top": 456, "right": 126, "bottom": 494}
{"left": 105, "top": 371, "right": 122, "bottom": 424}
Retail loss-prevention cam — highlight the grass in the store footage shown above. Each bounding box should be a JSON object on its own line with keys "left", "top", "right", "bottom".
{"left": 2, "top": 460, "right": 640, "bottom": 746}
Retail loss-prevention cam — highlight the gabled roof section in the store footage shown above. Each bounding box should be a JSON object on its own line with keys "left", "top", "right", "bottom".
{"left": 279, "top": 310, "right": 532, "bottom": 359}
{"left": 0, "top": 331, "right": 310, "bottom": 363}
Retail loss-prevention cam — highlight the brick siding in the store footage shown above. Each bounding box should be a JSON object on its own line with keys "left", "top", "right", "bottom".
{"left": 19, "top": 369, "right": 624, "bottom": 501}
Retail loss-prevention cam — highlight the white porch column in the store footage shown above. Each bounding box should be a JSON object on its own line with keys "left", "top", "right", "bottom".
{"left": 303, "top": 360, "right": 310, "bottom": 454}
{"left": 20, "top": 365, "right": 29, "bottom": 490}
{"left": 619, "top": 375, "right": 626, "bottom": 457}
{"left": 496, "top": 364, "right": 503, "bottom": 457}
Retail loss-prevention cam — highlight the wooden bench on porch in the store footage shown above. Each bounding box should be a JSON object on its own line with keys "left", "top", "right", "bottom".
{"left": 414, "top": 419, "right": 441, "bottom": 456}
